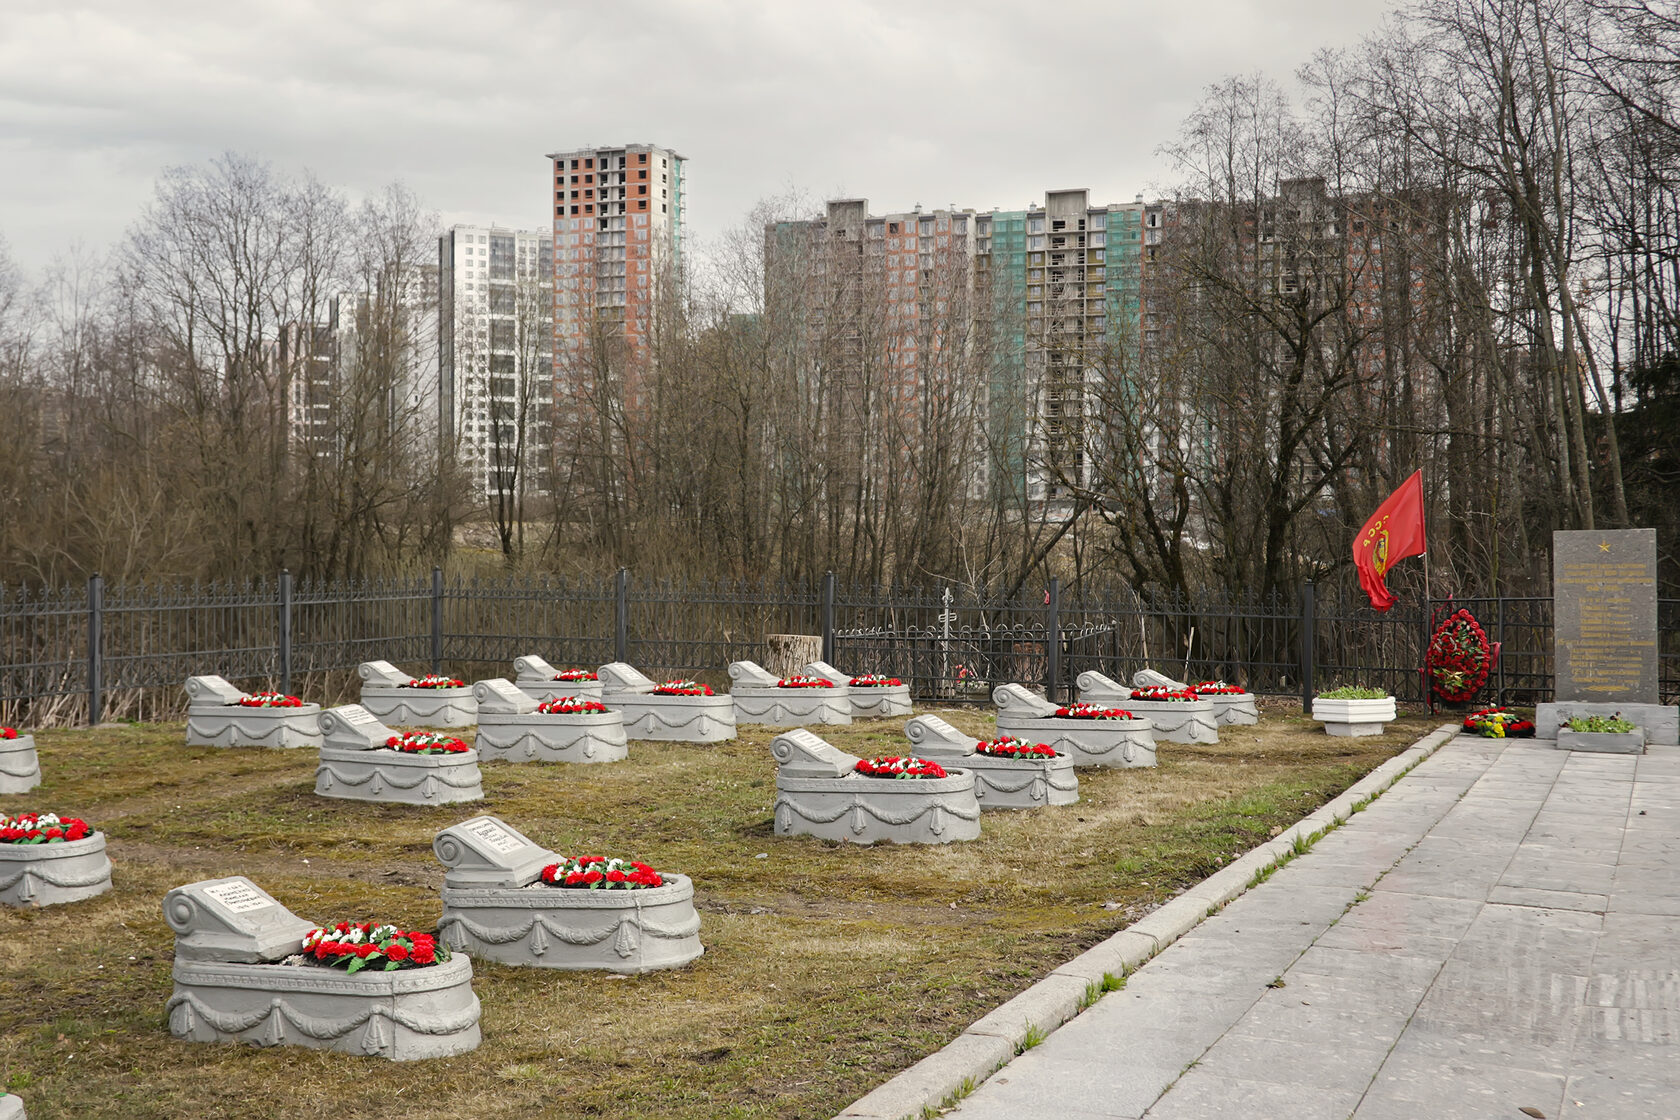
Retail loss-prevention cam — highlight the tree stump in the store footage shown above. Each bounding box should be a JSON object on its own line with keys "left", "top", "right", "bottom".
{"left": 764, "top": 635, "right": 822, "bottom": 679}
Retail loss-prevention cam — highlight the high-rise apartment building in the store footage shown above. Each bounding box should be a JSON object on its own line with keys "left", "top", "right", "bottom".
{"left": 770, "top": 189, "right": 1145, "bottom": 500}
{"left": 546, "top": 143, "right": 686, "bottom": 383}
{"left": 438, "top": 224, "right": 553, "bottom": 501}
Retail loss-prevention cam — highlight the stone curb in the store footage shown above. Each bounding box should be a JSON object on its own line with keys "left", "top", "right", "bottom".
{"left": 834, "top": 722, "right": 1460, "bottom": 1120}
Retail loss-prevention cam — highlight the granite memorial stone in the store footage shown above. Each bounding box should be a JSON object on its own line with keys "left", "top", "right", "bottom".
{"left": 1538, "top": 528, "right": 1676, "bottom": 745}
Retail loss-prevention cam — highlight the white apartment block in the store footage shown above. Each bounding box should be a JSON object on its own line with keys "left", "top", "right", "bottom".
{"left": 438, "top": 225, "right": 554, "bottom": 500}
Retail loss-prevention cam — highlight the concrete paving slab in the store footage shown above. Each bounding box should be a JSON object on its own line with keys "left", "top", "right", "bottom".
{"left": 1141, "top": 1071, "right": 1366, "bottom": 1120}
{"left": 1356, "top": 1055, "right": 1567, "bottom": 1120}
{"left": 1561, "top": 1069, "right": 1680, "bottom": 1120}
{"left": 1487, "top": 884, "right": 1610, "bottom": 912}
{"left": 867, "top": 735, "right": 1680, "bottom": 1120}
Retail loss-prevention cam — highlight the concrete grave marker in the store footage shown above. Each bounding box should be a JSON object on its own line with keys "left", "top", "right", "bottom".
{"left": 770, "top": 729, "right": 981, "bottom": 844}
{"left": 433, "top": 815, "right": 555, "bottom": 889}
{"left": 730, "top": 659, "right": 852, "bottom": 726}
{"left": 164, "top": 875, "right": 481, "bottom": 1059}
{"left": 473, "top": 678, "right": 539, "bottom": 715}
{"left": 184, "top": 674, "right": 321, "bottom": 749}
{"left": 358, "top": 660, "right": 411, "bottom": 687}
{"left": 513, "top": 656, "right": 604, "bottom": 702}
{"left": 472, "top": 677, "right": 628, "bottom": 763}
{"left": 318, "top": 704, "right": 391, "bottom": 750}
{"left": 162, "top": 876, "right": 316, "bottom": 963}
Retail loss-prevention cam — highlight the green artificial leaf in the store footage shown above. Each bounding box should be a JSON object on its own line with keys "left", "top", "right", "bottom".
{"left": 346, "top": 957, "right": 366, "bottom": 974}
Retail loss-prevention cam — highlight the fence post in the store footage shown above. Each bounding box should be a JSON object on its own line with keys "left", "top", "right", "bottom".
{"left": 431, "top": 567, "right": 444, "bottom": 674}
{"left": 87, "top": 573, "right": 104, "bottom": 727}
{"left": 278, "top": 569, "right": 293, "bottom": 698}
{"left": 1046, "top": 577, "right": 1062, "bottom": 703}
{"left": 821, "top": 570, "right": 836, "bottom": 664}
{"left": 1494, "top": 596, "right": 1505, "bottom": 706}
{"left": 1298, "top": 579, "right": 1316, "bottom": 712}
{"left": 614, "top": 567, "right": 630, "bottom": 663}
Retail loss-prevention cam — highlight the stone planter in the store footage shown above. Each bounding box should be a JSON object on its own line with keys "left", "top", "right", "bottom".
{"left": 162, "top": 874, "right": 480, "bottom": 1061}
{"left": 513, "top": 655, "right": 604, "bottom": 703}
{"left": 0, "top": 831, "right": 113, "bottom": 908}
{"left": 0, "top": 1092, "right": 25, "bottom": 1120}
{"left": 432, "top": 815, "right": 703, "bottom": 972}
{"left": 183, "top": 675, "right": 322, "bottom": 749}
{"left": 358, "top": 661, "right": 476, "bottom": 729}
{"left": 992, "top": 684, "right": 1157, "bottom": 768}
{"left": 0, "top": 733, "right": 41, "bottom": 794}
{"left": 771, "top": 729, "right": 981, "bottom": 845}
{"left": 728, "top": 660, "right": 852, "bottom": 727}
{"left": 471, "top": 680, "right": 627, "bottom": 764}
{"left": 313, "top": 706, "right": 483, "bottom": 805}
{"left": 1311, "top": 696, "right": 1398, "bottom": 736}
{"left": 1556, "top": 727, "right": 1646, "bottom": 754}
{"left": 804, "top": 660, "right": 913, "bottom": 719}
{"left": 903, "top": 715, "right": 1078, "bottom": 810}
{"left": 597, "top": 662, "right": 737, "bottom": 742}
{"left": 1076, "top": 670, "right": 1222, "bottom": 742}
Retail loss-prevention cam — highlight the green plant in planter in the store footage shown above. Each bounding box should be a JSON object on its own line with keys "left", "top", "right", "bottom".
{"left": 1564, "top": 714, "right": 1636, "bottom": 734}
{"left": 1316, "top": 686, "right": 1389, "bottom": 700}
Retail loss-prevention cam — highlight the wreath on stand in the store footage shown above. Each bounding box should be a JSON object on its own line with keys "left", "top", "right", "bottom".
{"left": 1425, "top": 607, "right": 1496, "bottom": 707}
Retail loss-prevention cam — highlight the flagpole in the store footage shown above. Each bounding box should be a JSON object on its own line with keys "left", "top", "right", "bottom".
{"left": 1420, "top": 477, "right": 1432, "bottom": 713}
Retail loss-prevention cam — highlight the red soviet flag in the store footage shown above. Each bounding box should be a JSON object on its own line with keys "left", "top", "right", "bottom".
{"left": 1353, "top": 470, "right": 1427, "bottom": 612}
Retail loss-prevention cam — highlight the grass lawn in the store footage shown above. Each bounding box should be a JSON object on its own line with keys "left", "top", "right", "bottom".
{"left": 0, "top": 706, "right": 1439, "bottom": 1120}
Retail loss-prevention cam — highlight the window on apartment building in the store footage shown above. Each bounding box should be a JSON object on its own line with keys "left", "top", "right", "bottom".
{"left": 585, "top": 158, "right": 594, "bottom": 168}
{"left": 637, "top": 184, "right": 647, "bottom": 195}
{"left": 638, "top": 169, "right": 647, "bottom": 179}
{"left": 638, "top": 153, "right": 647, "bottom": 163}
{"left": 571, "top": 205, "right": 579, "bottom": 214}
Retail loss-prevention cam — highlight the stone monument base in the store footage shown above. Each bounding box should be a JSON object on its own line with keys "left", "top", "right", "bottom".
{"left": 1536, "top": 702, "right": 1677, "bottom": 746}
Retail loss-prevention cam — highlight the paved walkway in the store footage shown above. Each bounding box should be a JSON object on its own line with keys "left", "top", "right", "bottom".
{"left": 947, "top": 736, "right": 1680, "bottom": 1120}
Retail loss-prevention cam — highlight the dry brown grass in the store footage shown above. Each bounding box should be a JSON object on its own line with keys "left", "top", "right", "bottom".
{"left": 0, "top": 707, "right": 1438, "bottom": 1119}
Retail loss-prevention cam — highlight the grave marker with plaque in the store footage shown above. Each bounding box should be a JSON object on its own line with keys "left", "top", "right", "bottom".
{"left": 902, "top": 715, "right": 1078, "bottom": 810}
{"left": 993, "top": 683, "right": 1159, "bottom": 766}
{"left": 314, "top": 704, "right": 484, "bottom": 804}
{"left": 434, "top": 815, "right": 703, "bottom": 972}
{"left": 162, "top": 876, "right": 316, "bottom": 963}
{"left": 1538, "top": 529, "right": 1676, "bottom": 746}
{"left": 164, "top": 874, "right": 482, "bottom": 1059}
{"left": 472, "top": 678, "right": 628, "bottom": 764}
{"left": 771, "top": 729, "right": 982, "bottom": 844}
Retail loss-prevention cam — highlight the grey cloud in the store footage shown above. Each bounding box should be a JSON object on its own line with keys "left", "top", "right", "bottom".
{"left": 0, "top": 0, "right": 1397, "bottom": 272}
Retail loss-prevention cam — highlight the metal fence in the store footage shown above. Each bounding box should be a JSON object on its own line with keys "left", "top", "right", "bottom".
{"left": 1, "top": 569, "right": 1676, "bottom": 726}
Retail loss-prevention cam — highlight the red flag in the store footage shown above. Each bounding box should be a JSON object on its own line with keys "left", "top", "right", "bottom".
{"left": 1353, "top": 470, "right": 1426, "bottom": 612}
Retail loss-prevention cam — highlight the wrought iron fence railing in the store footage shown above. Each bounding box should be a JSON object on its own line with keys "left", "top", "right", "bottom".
{"left": 1, "top": 569, "right": 1675, "bottom": 726}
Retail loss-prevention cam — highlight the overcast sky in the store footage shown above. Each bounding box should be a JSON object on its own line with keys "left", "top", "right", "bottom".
{"left": 0, "top": 0, "right": 1400, "bottom": 275}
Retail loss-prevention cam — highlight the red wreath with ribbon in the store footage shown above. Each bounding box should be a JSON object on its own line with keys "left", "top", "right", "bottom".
{"left": 1425, "top": 607, "right": 1497, "bottom": 704}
